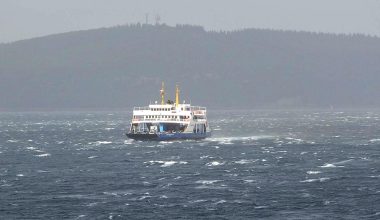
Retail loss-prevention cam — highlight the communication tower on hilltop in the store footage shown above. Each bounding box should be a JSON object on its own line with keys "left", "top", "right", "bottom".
{"left": 155, "top": 14, "right": 161, "bottom": 25}
{"left": 145, "top": 13, "right": 149, "bottom": 24}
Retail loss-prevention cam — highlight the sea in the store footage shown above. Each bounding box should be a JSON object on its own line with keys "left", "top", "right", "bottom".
{"left": 0, "top": 110, "right": 379, "bottom": 219}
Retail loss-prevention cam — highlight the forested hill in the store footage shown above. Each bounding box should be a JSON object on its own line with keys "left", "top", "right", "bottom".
{"left": 1, "top": 24, "right": 380, "bottom": 110}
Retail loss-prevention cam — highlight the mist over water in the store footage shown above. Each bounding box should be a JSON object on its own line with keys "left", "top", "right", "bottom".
{"left": 1, "top": 110, "right": 379, "bottom": 219}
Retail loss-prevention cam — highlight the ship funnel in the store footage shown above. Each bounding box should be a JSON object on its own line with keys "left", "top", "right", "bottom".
{"left": 175, "top": 84, "right": 180, "bottom": 107}
{"left": 160, "top": 82, "right": 165, "bottom": 105}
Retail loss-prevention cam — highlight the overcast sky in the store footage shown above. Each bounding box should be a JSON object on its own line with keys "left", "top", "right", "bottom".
{"left": 1, "top": 0, "right": 380, "bottom": 43}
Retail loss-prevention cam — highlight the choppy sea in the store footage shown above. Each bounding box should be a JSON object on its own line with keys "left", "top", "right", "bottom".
{"left": 0, "top": 110, "right": 379, "bottom": 219}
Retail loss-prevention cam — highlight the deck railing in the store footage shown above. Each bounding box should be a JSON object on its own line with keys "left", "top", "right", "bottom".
{"left": 132, "top": 118, "right": 191, "bottom": 123}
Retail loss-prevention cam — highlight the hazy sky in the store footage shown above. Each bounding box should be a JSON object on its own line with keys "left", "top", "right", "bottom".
{"left": 2, "top": 0, "right": 380, "bottom": 43}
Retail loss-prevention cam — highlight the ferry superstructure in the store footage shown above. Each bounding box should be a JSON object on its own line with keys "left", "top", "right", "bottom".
{"left": 126, "top": 83, "right": 211, "bottom": 141}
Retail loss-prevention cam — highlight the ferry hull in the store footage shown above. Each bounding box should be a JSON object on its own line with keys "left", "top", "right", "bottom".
{"left": 126, "top": 132, "right": 211, "bottom": 141}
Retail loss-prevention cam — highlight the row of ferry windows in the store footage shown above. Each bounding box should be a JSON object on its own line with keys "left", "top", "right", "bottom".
{"left": 150, "top": 108, "right": 190, "bottom": 111}
{"left": 144, "top": 115, "right": 190, "bottom": 119}
{"left": 151, "top": 108, "right": 173, "bottom": 111}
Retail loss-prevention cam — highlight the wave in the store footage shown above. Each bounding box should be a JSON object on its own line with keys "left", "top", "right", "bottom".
{"left": 300, "top": 177, "right": 330, "bottom": 183}
{"left": 234, "top": 159, "right": 258, "bottom": 164}
{"left": 320, "top": 163, "right": 336, "bottom": 168}
{"left": 189, "top": 199, "right": 207, "bottom": 203}
{"left": 215, "top": 200, "right": 227, "bottom": 204}
{"left": 35, "top": 153, "right": 51, "bottom": 157}
{"left": 6, "top": 140, "right": 18, "bottom": 143}
{"left": 208, "top": 135, "right": 276, "bottom": 143}
{"left": 145, "top": 160, "right": 188, "bottom": 167}
{"left": 320, "top": 159, "right": 355, "bottom": 168}
{"left": 307, "top": 171, "right": 322, "bottom": 175}
{"left": 369, "top": 139, "right": 380, "bottom": 143}
{"left": 195, "top": 180, "right": 220, "bottom": 185}
{"left": 206, "top": 161, "right": 224, "bottom": 166}
{"left": 124, "top": 140, "right": 134, "bottom": 145}
{"left": 95, "top": 141, "right": 112, "bottom": 146}
{"left": 105, "top": 127, "right": 115, "bottom": 131}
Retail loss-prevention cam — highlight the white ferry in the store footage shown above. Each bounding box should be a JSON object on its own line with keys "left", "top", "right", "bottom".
{"left": 126, "top": 83, "right": 211, "bottom": 141}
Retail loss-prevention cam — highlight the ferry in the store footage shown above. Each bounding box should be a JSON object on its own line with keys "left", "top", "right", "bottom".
{"left": 126, "top": 83, "right": 211, "bottom": 141}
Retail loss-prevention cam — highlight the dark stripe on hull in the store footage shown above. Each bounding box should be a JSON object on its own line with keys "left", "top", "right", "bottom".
{"left": 126, "top": 132, "right": 211, "bottom": 141}
{"left": 126, "top": 133, "right": 160, "bottom": 141}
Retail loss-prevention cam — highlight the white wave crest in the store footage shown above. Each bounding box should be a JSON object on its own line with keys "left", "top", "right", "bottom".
{"left": 7, "top": 140, "right": 18, "bottom": 143}
{"left": 215, "top": 200, "right": 227, "bottom": 204}
{"left": 320, "top": 163, "right": 336, "bottom": 168}
{"left": 35, "top": 153, "right": 51, "bottom": 157}
{"left": 196, "top": 180, "right": 220, "bottom": 185}
{"left": 145, "top": 160, "right": 188, "bottom": 167}
{"left": 95, "top": 141, "right": 112, "bottom": 146}
{"left": 369, "top": 139, "right": 380, "bottom": 143}
{"left": 307, "top": 171, "right": 322, "bottom": 175}
{"left": 206, "top": 161, "right": 224, "bottom": 166}
{"left": 124, "top": 140, "right": 134, "bottom": 145}
{"left": 105, "top": 128, "right": 115, "bottom": 131}
{"left": 208, "top": 135, "right": 275, "bottom": 143}
{"left": 234, "top": 159, "right": 258, "bottom": 164}
{"left": 301, "top": 177, "right": 330, "bottom": 183}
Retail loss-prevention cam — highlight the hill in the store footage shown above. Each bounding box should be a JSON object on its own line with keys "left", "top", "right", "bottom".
{"left": 1, "top": 24, "right": 380, "bottom": 110}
